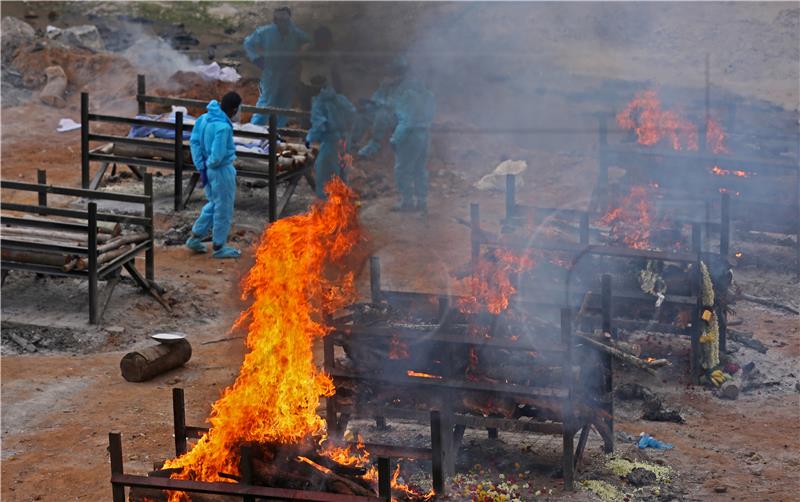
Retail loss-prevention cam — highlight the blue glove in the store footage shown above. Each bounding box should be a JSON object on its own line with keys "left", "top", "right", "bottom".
{"left": 199, "top": 169, "right": 208, "bottom": 187}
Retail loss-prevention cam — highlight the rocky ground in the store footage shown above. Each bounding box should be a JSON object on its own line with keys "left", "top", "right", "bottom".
{"left": 1, "top": 2, "right": 798, "bottom": 502}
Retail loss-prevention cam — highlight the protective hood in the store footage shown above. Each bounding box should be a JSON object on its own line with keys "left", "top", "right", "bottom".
{"left": 205, "top": 100, "right": 232, "bottom": 125}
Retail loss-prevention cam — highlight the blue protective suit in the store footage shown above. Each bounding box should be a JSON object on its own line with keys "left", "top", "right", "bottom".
{"left": 244, "top": 22, "right": 310, "bottom": 127}
{"left": 189, "top": 100, "right": 237, "bottom": 247}
{"left": 389, "top": 82, "right": 435, "bottom": 207}
{"left": 306, "top": 86, "right": 356, "bottom": 199}
{"left": 356, "top": 78, "right": 411, "bottom": 158}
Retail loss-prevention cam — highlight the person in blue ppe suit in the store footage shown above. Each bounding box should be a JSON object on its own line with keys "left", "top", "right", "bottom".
{"left": 389, "top": 81, "right": 436, "bottom": 213}
{"left": 244, "top": 6, "right": 310, "bottom": 128}
{"left": 357, "top": 57, "right": 436, "bottom": 212}
{"left": 185, "top": 92, "right": 243, "bottom": 259}
{"left": 356, "top": 58, "right": 412, "bottom": 159}
{"left": 306, "top": 84, "right": 356, "bottom": 199}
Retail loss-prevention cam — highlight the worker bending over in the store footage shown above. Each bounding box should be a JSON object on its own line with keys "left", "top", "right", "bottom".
{"left": 185, "top": 92, "right": 243, "bottom": 259}
{"left": 244, "top": 6, "right": 310, "bottom": 127}
{"left": 358, "top": 57, "right": 435, "bottom": 212}
{"left": 306, "top": 85, "right": 356, "bottom": 199}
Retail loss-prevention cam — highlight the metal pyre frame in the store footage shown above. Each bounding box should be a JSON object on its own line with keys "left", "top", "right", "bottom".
{"left": 0, "top": 170, "right": 166, "bottom": 324}
{"left": 111, "top": 387, "right": 408, "bottom": 501}
{"left": 482, "top": 188, "right": 715, "bottom": 381}
{"left": 80, "top": 74, "right": 315, "bottom": 220}
{"left": 593, "top": 113, "right": 800, "bottom": 273}
{"left": 324, "top": 256, "right": 616, "bottom": 492}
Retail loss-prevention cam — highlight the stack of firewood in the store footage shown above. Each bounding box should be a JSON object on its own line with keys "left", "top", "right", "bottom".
{"left": 1, "top": 221, "right": 148, "bottom": 271}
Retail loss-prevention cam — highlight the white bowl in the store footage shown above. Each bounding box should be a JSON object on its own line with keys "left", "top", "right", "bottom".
{"left": 151, "top": 333, "right": 187, "bottom": 345}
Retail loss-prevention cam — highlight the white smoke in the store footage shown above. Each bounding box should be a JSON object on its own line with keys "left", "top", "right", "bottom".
{"left": 122, "top": 32, "right": 198, "bottom": 78}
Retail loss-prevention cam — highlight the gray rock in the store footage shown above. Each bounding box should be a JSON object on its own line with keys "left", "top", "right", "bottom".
{"left": 627, "top": 467, "right": 657, "bottom": 486}
{"left": 1, "top": 17, "right": 36, "bottom": 61}
{"left": 60, "top": 25, "right": 106, "bottom": 52}
{"left": 719, "top": 380, "right": 740, "bottom": 400}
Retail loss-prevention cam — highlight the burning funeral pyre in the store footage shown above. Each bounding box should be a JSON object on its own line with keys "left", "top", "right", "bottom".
{"left": 154, "top": 179, "right": 423, "bottom": 500}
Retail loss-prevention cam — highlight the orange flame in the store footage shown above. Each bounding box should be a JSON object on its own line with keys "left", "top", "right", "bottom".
{"left": 406, "top": 370, "right": 443, "bottom": 380}
{"left": 162, "top": 178, "right": 361, "bottom": 494}
{"left": 618, "top": 90, "right": 734, "bottom": 154}
{"left": 706, "top": 117, "right": 729, "bottom": 154}
{"left": 338, "top": 139, "right": 354, "bottom": 171}
{"left": 362, "top": 462, "right": 436, "bottom": 500}
{"left": 457, "top": 249, "right": 534, "bottom": 315}
{"left": 711, "top": 166, "right": 748, "bottom": 178}
{"left": 718, "top": 187, "right": 741, "bottom": 196}
{"left": 598, "top": 186, "right": 656, "bottom": 249}
{"left": 616, "top": 90, "right": 698, "bottom": 151}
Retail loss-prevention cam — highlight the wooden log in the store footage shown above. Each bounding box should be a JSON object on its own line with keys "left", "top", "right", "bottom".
{"left": 577, "top": 332, "right": 657, "bottom": 375}
{"left": 1, "top": 226, "right": 113, "bottom": 243}
{"left": 96, "top": 232, "right": 148, "bottom": 253}
{"left": 15, "top": 214, "right": 121, "bottom": 236}
{"left": 1, "top": 248, "right": 77, "bottom": 271}
{"left": 97, "top": 244, "right": 132, "bottom": 265}
{"left": 294, "top": 457, "right": 376, "bottom": 497}
{"left": 251, "top": 457, "right": 319, "bottom": 489}
{"left": 8, "top": 332, "right": 37, "bottom": 352}
{"left": 120, "top": 339, "right": 192, "bottom": 382}
{"left": 39, "top": 65, "right": 67, "bottom": 108}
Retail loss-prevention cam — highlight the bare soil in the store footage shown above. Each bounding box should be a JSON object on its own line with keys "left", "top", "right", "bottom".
{"left": 2, "top": 2, "right": 798, "bottom": 502}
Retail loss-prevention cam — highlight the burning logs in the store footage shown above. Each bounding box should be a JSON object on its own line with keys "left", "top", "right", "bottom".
{"left": 131, "top": 440, "right": 379, "bottom": 501}
{"left": 245, "top": 442, "right": 376, "bottom": 497}
{"left": 120, "top": 339, "right": 192, "bottom": 382}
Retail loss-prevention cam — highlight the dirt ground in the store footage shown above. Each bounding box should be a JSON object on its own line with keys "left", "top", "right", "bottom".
{"left": 2, "top": 2, "right": 799, "bottom": 501}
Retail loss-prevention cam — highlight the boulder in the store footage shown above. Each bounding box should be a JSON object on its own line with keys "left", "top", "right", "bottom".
{"left": 1, "top": 17, "right": 36, "bottom": 62}
{"left": 60, "top": 25, "right": 105, "bottom": 52}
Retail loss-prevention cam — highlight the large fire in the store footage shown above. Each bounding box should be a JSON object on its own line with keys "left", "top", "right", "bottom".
{"left": 616, "top": 89, "right": 698, "bottom": 151}
{"left": 598, "top": 186, "right": 655, "bottom": 250}
{"left": 162, "top": 179, "right": 361, "bottom": 494}
{"left": 617, "top": 89, "right": 730, "bottom": 154}
{"left": 457, "top": 249, "right": 535, "bottom": 315}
